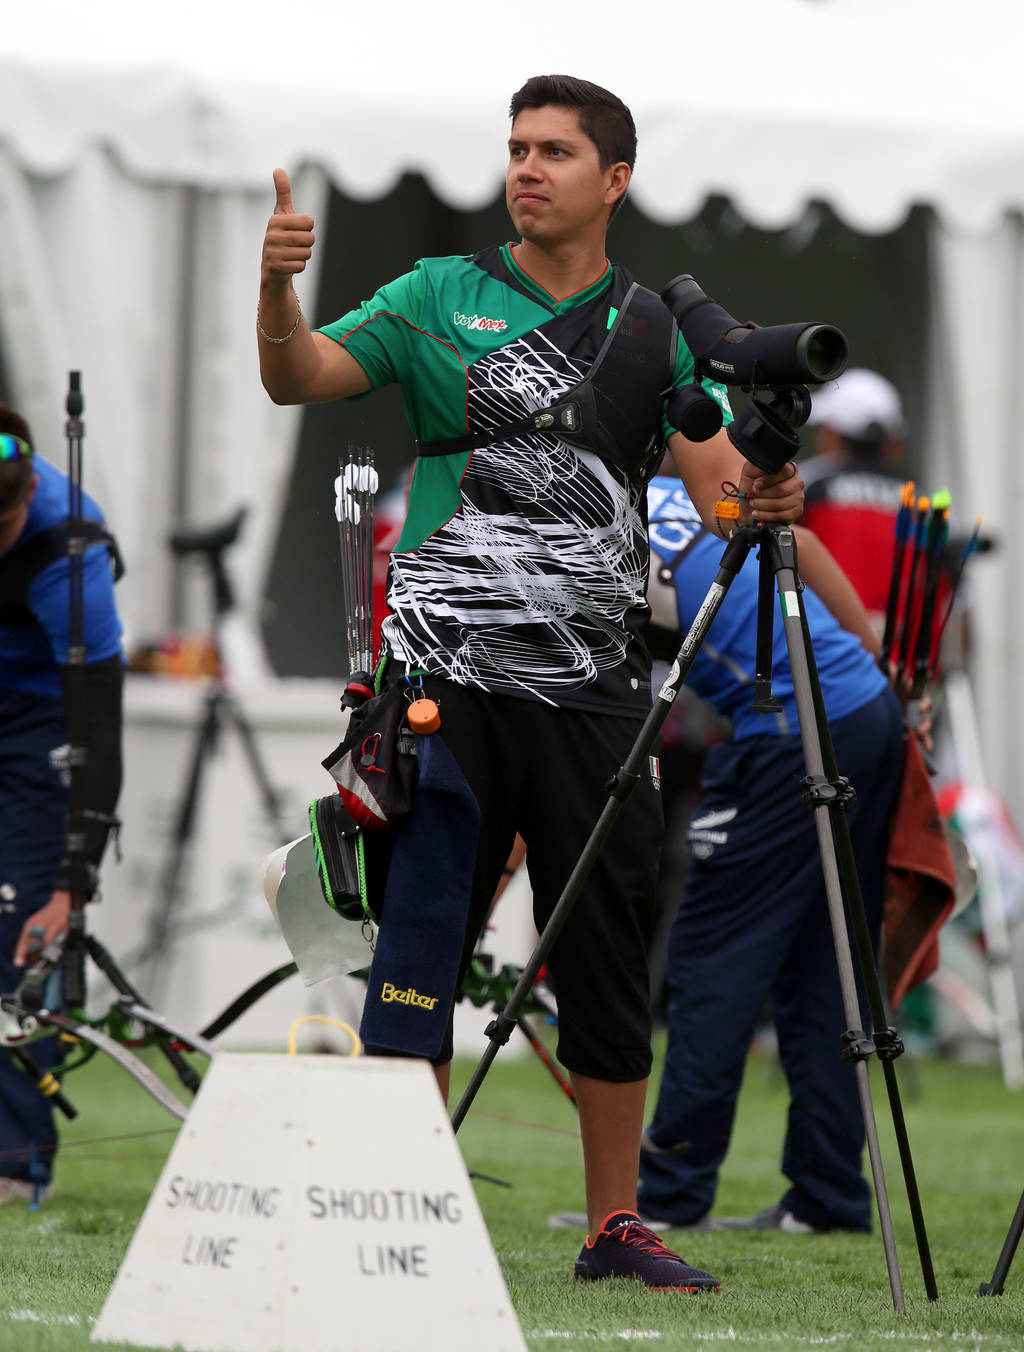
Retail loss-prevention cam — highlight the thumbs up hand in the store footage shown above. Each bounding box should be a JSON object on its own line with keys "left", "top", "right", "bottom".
{"left": 257, "top": 166, "right": 370, "bottom": 399}
{"left": 261, "top": 168, "right": 316, "bottom": 288}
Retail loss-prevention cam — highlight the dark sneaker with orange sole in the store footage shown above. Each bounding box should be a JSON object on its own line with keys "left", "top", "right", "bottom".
{"left": 574, "top": 1211, "right": 720, "bottom": 1291}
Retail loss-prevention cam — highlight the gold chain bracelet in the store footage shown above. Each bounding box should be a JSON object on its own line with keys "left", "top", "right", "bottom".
{"left": 257, "top": 296, "right": 302, "bottom": 344}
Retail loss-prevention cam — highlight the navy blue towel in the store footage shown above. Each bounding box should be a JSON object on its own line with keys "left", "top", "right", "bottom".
{"left": 359, "top": 731, "right": 480, "bottom": 1058}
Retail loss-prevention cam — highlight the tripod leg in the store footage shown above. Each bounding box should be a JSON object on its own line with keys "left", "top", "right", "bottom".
{"left": 224, "top": 698, "right": 290, "bottom": 845}
{"left": 795, "top": 746, "right": 906, "bottom": 1311}
{"left": 769, "top": 528, "right": 937, "bottom": 1309}
{"left": 796, "top": 591, "right": 938, "bottom": 1302}
{"left": 979, "top": 1188, "right": 1024, "bottom": 1295}
{"left": 141, "top": 692, "right": 222, "bottom": 999}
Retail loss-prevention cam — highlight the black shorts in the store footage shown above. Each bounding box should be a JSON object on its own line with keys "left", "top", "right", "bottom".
{"left": 367, "top": 675, "right": 664, "bottom": 1080}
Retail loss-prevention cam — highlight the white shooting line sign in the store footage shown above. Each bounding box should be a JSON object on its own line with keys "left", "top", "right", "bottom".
{"left": 91, "top": 1053, "right": 527, "bottom": 1351}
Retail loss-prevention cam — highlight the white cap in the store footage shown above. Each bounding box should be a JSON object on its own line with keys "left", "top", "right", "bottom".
{"left": 806, "top": 368, "right": 906, "bottom": 440}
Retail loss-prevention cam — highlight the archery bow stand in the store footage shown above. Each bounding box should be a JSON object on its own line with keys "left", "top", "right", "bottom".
{"left": 451, "top": 517, "right": 937, "bottom": 1314}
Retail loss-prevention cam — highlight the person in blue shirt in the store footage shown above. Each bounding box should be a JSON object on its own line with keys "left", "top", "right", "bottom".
{"left": 636, "top": 474, "right": 905, "bottom": 1235}
{"left": 0, "top": 404, "right": 124, "bottom": 1203}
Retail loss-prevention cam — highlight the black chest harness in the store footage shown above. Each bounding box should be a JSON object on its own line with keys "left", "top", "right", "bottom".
{"left": 415, "top": 282, "right": 678, "bottom": 486}
{"left": 0, "top": 522, "right": 124, "bottom": 627}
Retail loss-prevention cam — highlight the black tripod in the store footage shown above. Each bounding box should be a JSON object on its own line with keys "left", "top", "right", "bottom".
{"left": 135, "top": 508, "right": 290, "bottom": 1004}
{"left": 451, "top": 520, "right": 937, "bottom": 1313}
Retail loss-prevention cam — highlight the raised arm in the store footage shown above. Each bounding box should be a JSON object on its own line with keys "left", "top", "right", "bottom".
{"left": 258, "top": 169, "right": 372, "bottom": 406}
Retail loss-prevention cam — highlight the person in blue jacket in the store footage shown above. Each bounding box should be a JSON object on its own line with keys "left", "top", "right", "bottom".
{"left": 637, "top": 473, "right": 905, "bottom": 1235}
{"left": 0, "top": 404, "right": 124, "bottom": 1203}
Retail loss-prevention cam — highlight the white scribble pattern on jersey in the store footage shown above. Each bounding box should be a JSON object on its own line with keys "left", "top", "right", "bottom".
{"left": 383, "top": 332, "right": 650, "bottom": 704}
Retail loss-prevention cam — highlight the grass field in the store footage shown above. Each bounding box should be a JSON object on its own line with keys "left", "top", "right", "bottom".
{"left": 0, "top": 1030, "right": 1022, "bottom": 1351}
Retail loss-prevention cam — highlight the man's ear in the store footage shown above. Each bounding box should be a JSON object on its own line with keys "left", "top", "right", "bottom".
{"left": 605, "top": 162, "right": 631, "bottom": 209}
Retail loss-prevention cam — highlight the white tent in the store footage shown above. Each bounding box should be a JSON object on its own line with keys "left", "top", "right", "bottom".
{"left": 2, "top": 0, "right": 1022, "bottom": 819}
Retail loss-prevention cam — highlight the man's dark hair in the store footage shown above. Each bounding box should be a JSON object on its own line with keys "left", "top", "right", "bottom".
{"left": 509, "top": 75, "right": 637, "bottom": 173}
{"left": 0, "top": 403, "right": 36, "bottom": 514}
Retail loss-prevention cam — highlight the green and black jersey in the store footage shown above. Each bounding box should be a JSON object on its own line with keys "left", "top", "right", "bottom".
{"left": 318, "top": 244, "right": 731, "bottom": 717}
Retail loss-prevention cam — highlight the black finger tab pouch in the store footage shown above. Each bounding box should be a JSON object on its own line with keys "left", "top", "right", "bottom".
{"left": 308, "top": 794, "right": 366, "bottom": 922}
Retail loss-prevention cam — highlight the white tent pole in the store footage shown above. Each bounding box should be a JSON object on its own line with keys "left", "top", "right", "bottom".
{"left": 168, "top": 185, "right": 201, "bottom": 629}
{"left": 930, "top": 216, "right": 1024, "bottom": 829}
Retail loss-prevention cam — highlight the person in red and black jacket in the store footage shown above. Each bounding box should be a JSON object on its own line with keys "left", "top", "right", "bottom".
{"left": 799, "top": 368, "right": 908, "bottom": 626}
